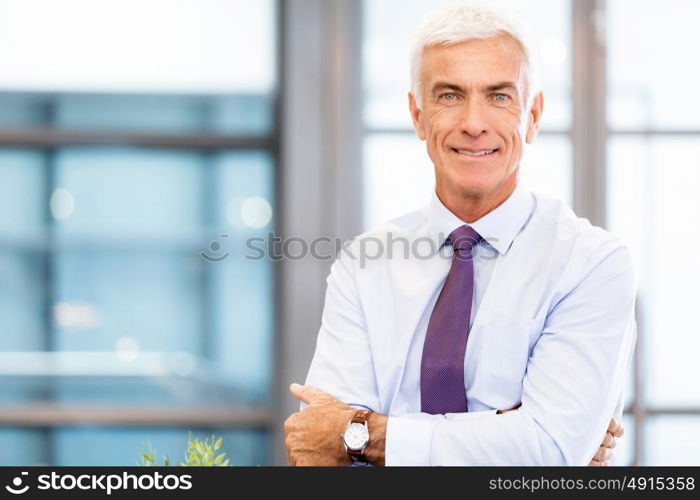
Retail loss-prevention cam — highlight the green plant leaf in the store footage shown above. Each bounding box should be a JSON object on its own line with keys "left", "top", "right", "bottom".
{"left": 138, "top": 432, "right": 232, "bottom": 467}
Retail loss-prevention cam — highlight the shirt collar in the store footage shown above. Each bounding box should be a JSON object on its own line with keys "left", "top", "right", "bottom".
{"left": 427, "top": 182, "right": 535, "bottom": 255}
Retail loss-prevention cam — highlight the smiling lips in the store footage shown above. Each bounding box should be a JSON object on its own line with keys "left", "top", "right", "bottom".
{"left": 451, "top": 147, "right": 498, "bottom": 157}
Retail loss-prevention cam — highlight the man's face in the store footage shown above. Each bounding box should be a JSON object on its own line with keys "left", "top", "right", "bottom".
{"left": 409, "top": 35, "right": 543, "bottom": 205}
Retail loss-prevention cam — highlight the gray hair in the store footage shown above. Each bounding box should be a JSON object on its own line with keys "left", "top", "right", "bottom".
{"left": 409, "top": 3, "right": 539, "bottom": 109}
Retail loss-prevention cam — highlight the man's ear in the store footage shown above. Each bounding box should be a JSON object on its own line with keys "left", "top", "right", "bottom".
{"left": 525, "top": 91, "right": 544, "bottom": 144}
{"left": 408, "top": 92, "right": 426, "bottom": 141}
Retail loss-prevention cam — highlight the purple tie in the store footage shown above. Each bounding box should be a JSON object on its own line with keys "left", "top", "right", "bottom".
{"left": 420, "top": 225, "right": 481, "bottom": 414}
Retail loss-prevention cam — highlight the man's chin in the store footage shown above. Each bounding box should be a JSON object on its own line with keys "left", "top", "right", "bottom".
{"left": 443, "top": 175, "right": 502, "bottom": 200}
{"left": 437, "top": 163, "right": 517, "bottom": 199}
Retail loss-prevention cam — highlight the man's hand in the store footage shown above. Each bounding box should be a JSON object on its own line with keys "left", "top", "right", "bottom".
{"left": 588, "top": 417, "right": 625, "bottom": 466}
{"left": 284, "top": 383, "right": 356, "bottom": 466}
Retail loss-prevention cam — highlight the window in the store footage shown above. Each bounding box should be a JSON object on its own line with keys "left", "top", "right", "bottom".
{"left": 607, "top": 0, "right": 700, "bottom": 465}
{"left": 0, "top": 0, "right": 277, "bottom": 466}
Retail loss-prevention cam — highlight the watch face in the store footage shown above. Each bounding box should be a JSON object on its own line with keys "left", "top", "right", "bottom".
{"left": 343, "top": 422, "right": 369, "bottom": 450}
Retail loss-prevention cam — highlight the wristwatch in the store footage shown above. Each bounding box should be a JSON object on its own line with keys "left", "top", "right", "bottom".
{"left": 341, "top": 409, "right": 372, "bottom": 461}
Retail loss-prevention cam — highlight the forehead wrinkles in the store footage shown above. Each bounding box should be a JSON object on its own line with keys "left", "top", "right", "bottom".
{"left": 421, "top": 37, "right": 528, "bottom": 96}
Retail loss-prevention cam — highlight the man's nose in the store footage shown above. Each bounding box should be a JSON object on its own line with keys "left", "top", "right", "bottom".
{"left": 458, "top": 100, "right": 489, "bottom": 137}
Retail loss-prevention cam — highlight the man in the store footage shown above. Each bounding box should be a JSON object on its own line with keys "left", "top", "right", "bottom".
{"left": 284, "top": 4, "right": 634, "bottom": 466}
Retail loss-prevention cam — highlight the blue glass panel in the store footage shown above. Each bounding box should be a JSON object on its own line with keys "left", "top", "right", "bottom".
{"left": 53, "top": 251, "right": 203, "bottom": 354}
{"left": 0, "top": 95, "right": 48, "bottom": 127}
{"left": 0, "top": 93, "right": 274, "bottom": 134}
{"left": 0, "top": 379, "right": 47, "bottom": 404}
{"left": 53, "top": 148, "right": 204, "bottom": 238}
{"left": 0, "top": 373, "right": 262, "bottom": 405}
{"left": 0, "top": 429, "right": 45, "bottom": 466}
{"left": 0, "top": 149, "right": 44, "bottom": 237}
{"left": 45, "top": 376, "right": 253, "bottom": 405}
{"left": 205, "top": 152, "right": 274, "bottom": 400}
{"left": 0, "top": 253, "right": 43, "bottom": 351}
{"left": 55, "top": 95, "right": 206, "bottom": 133}
{"left": 209, "top": 255, "right": 274, "bottom": 401}
{"left": 213, "top": 151, "right": 274, "bottom": 229}
{"left": 54, "top": 427, "right": 269, "bottom": 466}
{"left": 209, "top": 95, "right": 273, "bottom": 135}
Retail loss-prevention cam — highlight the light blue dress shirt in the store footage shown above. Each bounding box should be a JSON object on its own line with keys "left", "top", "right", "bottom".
{"left": 303, "top": 182, "right": 636, "bottom": 465}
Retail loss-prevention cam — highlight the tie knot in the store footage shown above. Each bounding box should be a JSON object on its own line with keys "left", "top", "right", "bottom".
{"left": 449, "top": 225, "right": 481, "bottom": 252}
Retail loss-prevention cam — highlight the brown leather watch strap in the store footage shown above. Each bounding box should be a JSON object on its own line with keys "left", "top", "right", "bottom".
{"left": 351, "top": 409, "right": 372, "bottom": 424}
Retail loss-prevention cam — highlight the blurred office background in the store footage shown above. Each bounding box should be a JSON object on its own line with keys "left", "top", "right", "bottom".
{"left": 0, "top": 0, "right": 697, "bottom": 466}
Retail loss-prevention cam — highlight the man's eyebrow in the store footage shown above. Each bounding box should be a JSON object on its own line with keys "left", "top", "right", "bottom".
{"left": 485, "top": 81, "right": 518, "bottom": 92}
{"left": 431, "top": 82, "right": 464, "bottom": 94}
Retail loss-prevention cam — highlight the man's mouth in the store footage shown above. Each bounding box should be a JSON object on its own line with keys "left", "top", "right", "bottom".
{"left": 451, "top": 148, "right": 498, "bottom": 157}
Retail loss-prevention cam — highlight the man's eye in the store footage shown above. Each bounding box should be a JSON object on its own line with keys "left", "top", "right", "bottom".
{"left": 440, "top": 92, "right": 458, "bottom": 101}
{"left": 493, "top": 93, "right": 511, "bottom": 103}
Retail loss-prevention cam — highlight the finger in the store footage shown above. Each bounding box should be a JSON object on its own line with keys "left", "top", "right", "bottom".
{"left": 594, "top": 444, "right": 614, "bottom": 461}
{"left": 289, "top": 383, "right": 328, "bottom": 405}
{"left": 607, "top": 417, "right": 621, "bottom": 435}
{"left": 614, "top": 425, "right": 625, "bottom": 438}
{"left": 283, "top": 414, "right": 295, "bottom": 436}
{"left": 589, "top": 459, "right": 606, "bottom": 467}
{"left": 604, "top": 434, "right": 618, "bottom": 449}
{"left": 601, "top": 432, "right": 614, "bottom": 448}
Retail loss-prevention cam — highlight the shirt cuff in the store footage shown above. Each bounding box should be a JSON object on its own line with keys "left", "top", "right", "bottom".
{"left": 385, "top": 415, "right": 439, "bottom": 466}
